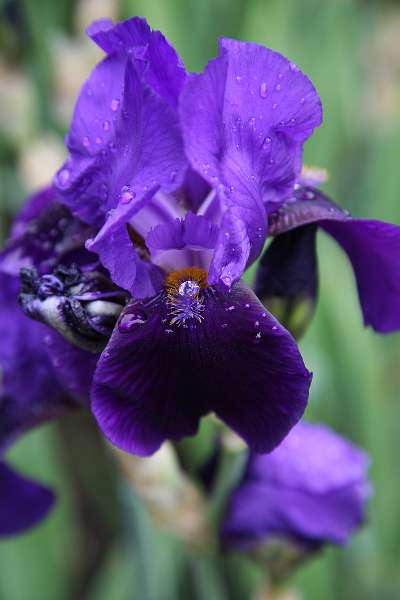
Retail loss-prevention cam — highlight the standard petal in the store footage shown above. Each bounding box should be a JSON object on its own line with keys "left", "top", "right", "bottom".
{"left": 0, "top": 462, "right": 55, "bottom": 536}
{"left": 92, "top": 282, "right": 311, "bottom": 456}
{"left": 268, "top": 187, "right": 400, "bottom": 333}
{"left": 55, "top": 54, "right": 187, "bottom": 229}
{"left": 180, "top": 39, "right": 322, "bottom": 281}
{"left": 87, "top": 16, "right": 187, "bottom": 108}
{"left": 254, "top": 225, "right": 318, "bottom": 338}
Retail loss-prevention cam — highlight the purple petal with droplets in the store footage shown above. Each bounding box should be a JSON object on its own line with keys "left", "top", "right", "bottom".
{"left": 92, "top": 282, "right": 311, "bottom": 456}
{"left": 55, "top": 45, "right": 187, "bottom": 229}
{"left": 87, "top": 16, "right": 187, "bottom": 108}
{"left": 180, "top": 39, "right": 322, "bottom": 282}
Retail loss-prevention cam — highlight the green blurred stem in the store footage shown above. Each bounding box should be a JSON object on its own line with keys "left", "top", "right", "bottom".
{"left": 209, "top": 449, "right": 247, "bottom": 528}
{"left": 189, "top": 553, "right": 229, "bottom": 600}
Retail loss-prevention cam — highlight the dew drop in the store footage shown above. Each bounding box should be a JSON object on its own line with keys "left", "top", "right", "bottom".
{"left": 178, "top": 280, "right": 200, "bottom": 297}
{"left": 102, "top": 120, "right": 111, "bottom": 131}
{"left": 248, "top": 116, "right": 256, "bottom": 127}
{"left": 272, "top": 103, "right": 278, "bottom": 110}
{"left": 119, "top": 186, "right": 136, "bottom": 204}
{"left": 226, "top": 305, "right": 235, "bottom": 312}
{"left": 118, "top": 310, "right": 147, "bottom": 333}
{"left": 170, "top": 170, "right": 177, "bottom": 182}
{"left": 275, "top": 83, "right": 282, "bottom": 92}
{"left": 221, "top": 275, "right": 232, "bottom": 287}
{"left": 235, "top": 75, "right": 242, "bottom": 83}
{"left": 300, "top": 97, "right": 305, "bottom": 104}
{"left": 82, "top": 136, "right": 90, "bottom": 147}
{"left": 110, "top": 98, "right": 120, "bottom": 112}
{"left": 221, "top": 323, "right": 228, "bottom": 328}
{"left": 245, "top": 303, "right": 250, "bottom": 309}
{"left": 259, "top": 82, "right": 268, "bottom": 98}
{"left": 254, "top": 331, "right": 262, "bottom": 343}
{"left": 271, "top": 325, "right": 279, "bottom": 331}
{"left": 254, "top": 320, "right": 260, "bottom": 328}
{"left": 289, "top": 62, "right": 299, "bottom": 72}
{"left": 95, "top": 136, "right": 103, "bottom": 145}
{"left": 262, "top": 136, "right": 272, "bottom": 149}
{"left": 58, "top": 168, "right": 70, "bottom": 186}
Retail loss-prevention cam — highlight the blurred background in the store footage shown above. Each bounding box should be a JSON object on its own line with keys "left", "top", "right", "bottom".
{"left": 1, "top": 0, "right": 400, "bottom": 598}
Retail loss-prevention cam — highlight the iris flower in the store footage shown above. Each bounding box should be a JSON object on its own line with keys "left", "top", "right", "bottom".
{"left": 221, "top": 422, "right": 371, "bottom": 565}
{"left": 1, "top": 16, "right": 399, "bottom": 472}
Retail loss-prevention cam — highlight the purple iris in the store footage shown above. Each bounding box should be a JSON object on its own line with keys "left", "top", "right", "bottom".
{"left": 48, "top": 15, "right": 323, "bottom": 457}
{"left": 221, "top": 422, "right": 371, "bottom": 564}
{"left": 1, "top": 15, "right": 399, "bottom": 466}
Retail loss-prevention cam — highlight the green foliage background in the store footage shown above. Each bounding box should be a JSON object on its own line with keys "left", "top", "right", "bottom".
{"left": 1, "top": 0, "right": 400, "bottom": 598}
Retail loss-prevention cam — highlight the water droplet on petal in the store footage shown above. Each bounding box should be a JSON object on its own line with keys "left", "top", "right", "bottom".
{"left": 275, "top": 83, "right": 282, "bottom": 92}
{"left": 271, "top": 325, "right": 279, "bottom": 331}
{"left": 259, "top": 82, "right": 268, "bottom": 98}
{"left": 120, "top": 185, "right": 136, "bottom": 204}
{"left": 110, "top": 98, "right": 120, "bottom": 112}
{"left": 118, "top": 310, "right": 147, "bottom": 333}
{"left": 58, "top": 168, "right": 70, "bottom": 186}
{"left": 83, "top": 136, "right": 90, "bottom": 147}
{"left": 289, "top": 62, "right": 299, "bottom": 72}
{"left": 95, "top": 136, "right": 103, "bottom": 145}
{"left": 102, "top": 120, "right": 110, "bottom": 131}
{"left": 178, "top": 280, "right": 200, "bottom": 297}
{"left": 221, "top": 275, "right": 232, "bottom": 287}
{"left": 254, "top": 331, "right": 262, "bottom": 343}
{"left": 262, "top": 136, "right": 272, "bottom": 149}
{"left": 272, "top": 103, "right": 278, "bottom": 110}
{"left": 235, "top": 75, "right": 242, "bottom": 83}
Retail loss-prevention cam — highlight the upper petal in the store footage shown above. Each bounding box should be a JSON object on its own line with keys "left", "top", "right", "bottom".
{"left": 91, "top": 281, "right": 311, "bottom": 456}
{"left": 55, "top": 54, "right": 187, "bottom": 230}
{"left": 87, "top": 16, "right": 187, "bottom": 109}
{"left": 0, "top": 462, "right": 55, "bottom": 536}
{"left": 180, "top": 39, "right": 322, "bottom": 282}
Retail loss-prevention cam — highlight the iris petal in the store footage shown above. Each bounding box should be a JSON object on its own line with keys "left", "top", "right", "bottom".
{"left": 92, "top": 282, "right": 311, "bottom": 456}
{"left": 87, "top": 16, "right": 187, "bottom": 108}
{"left": 268, "top": 187, "right": 400, "bottom": 333}
{"left": 0, "top": 462, "right": 55, "bottom": 536}
{"left": 180, "top": 39, "right": 322, "bottom": 283}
